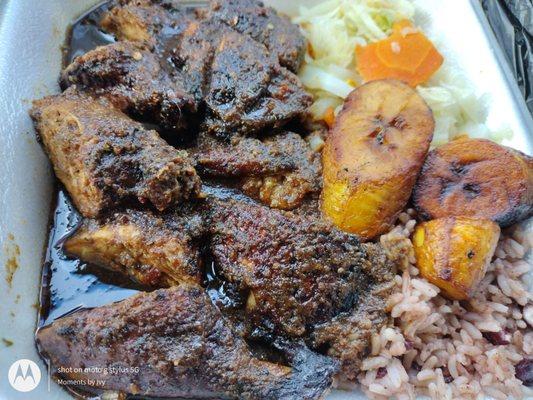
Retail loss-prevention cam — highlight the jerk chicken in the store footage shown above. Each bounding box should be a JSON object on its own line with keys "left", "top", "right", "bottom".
{"left": 207, "top": 196, "right": 395, "bottom": 378}
{"left": 31, "top": 0, "right": 399, "bottom": 398}
{"left": 61, "top": 41, "right": 197, "bottom": 133}
{"left": 30, "top": 89, "right": 200, "bottom": 218}
{"left": 63, "top": 0, "right": 312, "bottom": 137}
{"left": 64, "top": 204, "right": 206, "bottom": 287}
{"left": 201, "top": 0, "right": 306, "bottom": 72}
{"left": 193, "top": 131, "right": 321, "bottom": 209}
{"left": 37, "top": 285, "right": 338, "bottom": 399}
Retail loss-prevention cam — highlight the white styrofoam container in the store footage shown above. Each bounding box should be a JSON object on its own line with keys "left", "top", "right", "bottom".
{"left": 0, "top": 0, "right": 531, "bottom": 399}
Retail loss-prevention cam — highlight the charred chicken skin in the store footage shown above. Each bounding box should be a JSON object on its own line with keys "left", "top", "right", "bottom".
{"left": 61, "top": 41, "right": 197, "bottom": 133}
{"left": 30, "top": 89, "right": 200, "bottom": 218}
{"left": 37, "top": 285, "right": 338, "bottom": 400}
{"left": 79, "top": 0, "right": 312, "bottom": 136}
{"left": 193, "top": 131, "right": 322, "bottom": 209}
{"left": 207, "top": 196, "right": 396, "bottom": 378}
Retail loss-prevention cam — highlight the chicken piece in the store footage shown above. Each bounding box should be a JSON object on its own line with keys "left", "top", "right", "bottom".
{"left": 176, "top": 21, "right": 311, "bottom": 137}
{"left": 101, "top": 2, "right": 311, "bottom": 137}
{"left": 64, "top": 205, "right": 205, "bottom": 287}
{"left": 310, "top": 243, "right": 394, "bottom": 379}
{"left": 204, "top": 0, "right": 306, "bottom": 71}
{"left": 162, "top": 18, "right": 214, "bottom": 103}
{"left": 201, "top": 25, "right": 277, "bottom": 122}
{"left": 102, "top": 0, "right": 206, "bottom": 104}
{"left": 206, "top": 196, "right": 396, "bottom": 377}
{"left": 100, "top": 0, "right": 177, "bottom": 46}
{"left": 242, "top": 167, "right": 320, "bottom": 210}
{"left": 61, "top": 42, "right": 197, "bottom": 133}
{"left": 202, "top": 57, "right": 312, "bottom": 136}
{"left": 193, "top": 132, "right": 321, "bottom": 209}
{"left": 240, "top": 133, "right": 321, "bottom": 210}
{"left": 103, "top": 0, "right": 307, "bottom": 73}
{"left": 37, "top": 285, "right": 337, "bottom": 399}
{"left": 194, "top": 133, "right": 296, "bottom": 177}
{"left": 30, "top": 90, "right": 200, "bottom": 218}
{"left": 100, "top": 0, "right": 204, "bottom": 100}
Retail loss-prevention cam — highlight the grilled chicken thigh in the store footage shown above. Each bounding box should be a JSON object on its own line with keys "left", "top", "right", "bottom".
{"left": 95, "top": 0, "right": 311, "bottom": 136}
{"left": 30, "top": 90, "right": 200, "bottom": 217}
{"left": 207, "top": 197, "right": 396, "bottom": 378}
{"left": 102, "top": 0, "right": 307, "bottom": 73}
{"left": 186, "top": 20, "right": 310, "bottom": 136}
{"left": 194, "top": 132, "right": 321, "bottom": 209}
{"left": 37, "top": 285, "right": 337, "bottom": 399}
{"left": 64, "top": 205, "right": 205, "bottom": 287}
{"left": 203, "top": 0, "right": 306, "bottom": 71}
{"left": 61, "top": 42, "right": 197, "bottom": 133}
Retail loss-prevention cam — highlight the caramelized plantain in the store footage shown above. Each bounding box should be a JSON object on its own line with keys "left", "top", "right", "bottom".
{"left": 322, "top": 79, "right": 434, "bottom": 240}
{"left": 413, "top": 138, "right": 533, "bottom": 227}
{"left": 413, "top": 216, "right": 500, "bottom": 300}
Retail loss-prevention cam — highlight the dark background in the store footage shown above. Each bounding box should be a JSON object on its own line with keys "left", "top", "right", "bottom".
{"left": 481, "top": 0, "right": 533, "bottom": 115}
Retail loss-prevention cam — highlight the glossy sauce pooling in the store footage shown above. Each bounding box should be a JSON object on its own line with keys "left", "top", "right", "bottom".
{"left": 38, "top": 189, "right": 141, "bottom": 328}
{"left": 64, "top": 1, "right": 115, "bottom": 65}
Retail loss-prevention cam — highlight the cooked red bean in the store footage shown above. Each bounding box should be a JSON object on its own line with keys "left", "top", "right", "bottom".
{"left": 516, "top": 359, "right": 533, "bottom": 387}
{"left": 441, "top": 367, "right": 454, "bottom": 383}
{"left": 483, "top": 331, "right": 510, "bottom": 345}
{"left": 376, "top": 367, "right": 387, "bottom": 379}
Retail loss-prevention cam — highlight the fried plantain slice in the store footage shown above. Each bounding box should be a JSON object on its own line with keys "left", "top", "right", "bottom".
{"left": 413, "top": 138, "right": 533, "bottom": 227}
{"left": 413, "top": 216, "right": 500, "bottom": 300}
{"left": 322, "top": 79, "right": 434, "bottom": 240}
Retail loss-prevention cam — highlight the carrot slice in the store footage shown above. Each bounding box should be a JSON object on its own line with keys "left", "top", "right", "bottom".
{"left": 376, "top": 20, "right": 433, "bottom": 72}
{"left": 356, "top": 44, "right": 414, "bottom": 85}
{"left": 410, "top": 47, "right": 444, "bottom": 85}
{"left": 323, "top": 107, "right": 336, "bottom": 128}
{"left": 355, "top": 20, "right": 443, "bottom": 87}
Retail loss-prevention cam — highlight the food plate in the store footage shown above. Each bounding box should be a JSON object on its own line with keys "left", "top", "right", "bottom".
{"left": 0, "top": 0, "right": 531, "bottom": 399}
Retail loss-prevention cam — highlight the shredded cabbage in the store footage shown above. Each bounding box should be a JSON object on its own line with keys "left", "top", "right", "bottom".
{"left": 417, "top": 68, "right": 512, "bottom": 145}
{"left": 294, "top": 0, "right": 512, "bottom": 145}
{"left": 299, "top": 64, "right": 355, "bottom": 98}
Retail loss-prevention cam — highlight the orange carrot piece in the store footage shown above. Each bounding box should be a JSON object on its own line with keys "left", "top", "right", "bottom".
{"left": 376, "top": 20, "right": 433, "bottom": 72}
{"left": 409, "top": 47, "right": 444, "bottom": 86}
{"left": 356, "top": 43, "right": 422, "bottom": 86}
{"left": 323, "top": 107, "right": 336, "bottom": 128}
{"left": 355, "top": 20, "right": 443, "bottom": 87}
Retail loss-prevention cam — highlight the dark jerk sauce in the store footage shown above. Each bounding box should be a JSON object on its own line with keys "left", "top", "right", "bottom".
{"left": 64, "top": 1, "right": 115, "bottom": 66}
{"left": 37, "top": 1, "right": 139, "bottom": 333}
{"left": 37, "top": 189, "right": 142, "bottom": 328}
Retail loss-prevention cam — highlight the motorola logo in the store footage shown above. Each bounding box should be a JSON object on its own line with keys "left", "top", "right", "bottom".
{"left": 8, "top": 359, "right": 41, "bottom": 392}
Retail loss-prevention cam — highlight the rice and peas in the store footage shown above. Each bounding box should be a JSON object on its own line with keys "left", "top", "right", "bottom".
{"left": 291, "top": 1, "right": 532, "bottom": 398}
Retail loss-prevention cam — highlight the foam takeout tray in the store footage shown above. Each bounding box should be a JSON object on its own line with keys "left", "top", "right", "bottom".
{"left": 0, "top": 0, "right": 531, "bottom": 399}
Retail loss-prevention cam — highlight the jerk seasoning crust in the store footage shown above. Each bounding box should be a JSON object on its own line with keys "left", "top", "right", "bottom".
{"left": 37, "top": 285, "right": 338, "bottom": 400}
{"left": 30, "top": 89, "right": 200, "bottom": 218}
